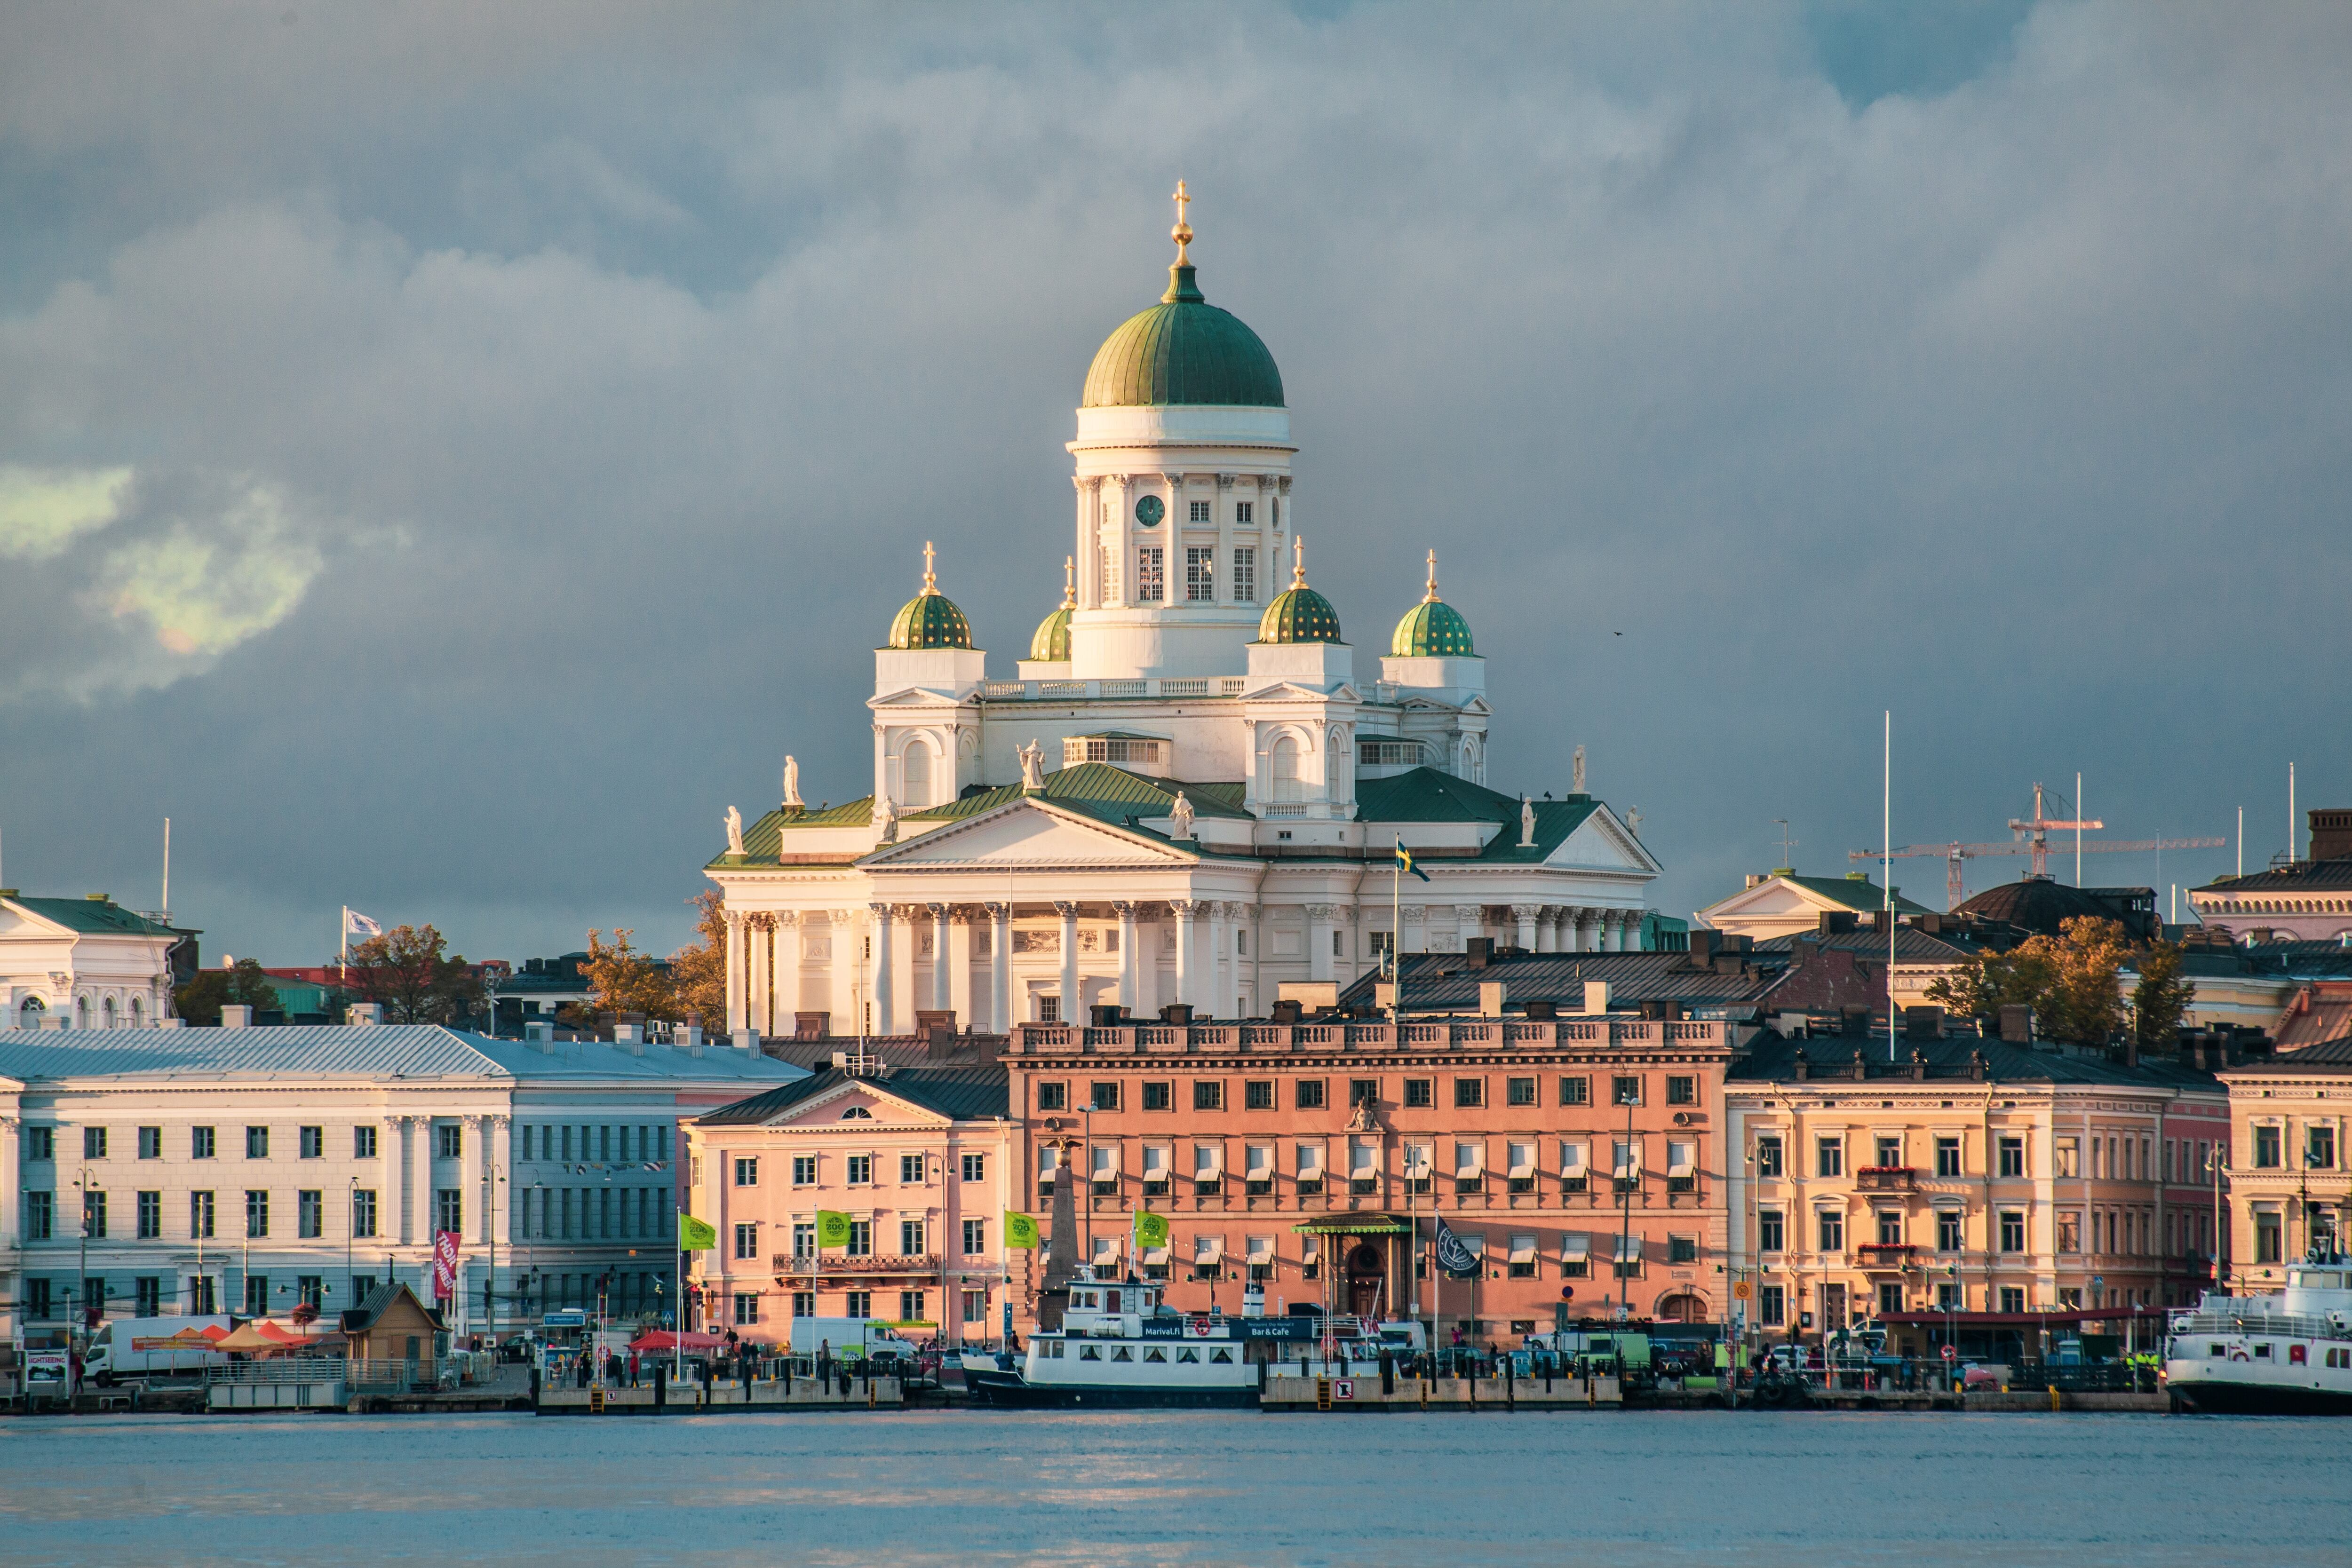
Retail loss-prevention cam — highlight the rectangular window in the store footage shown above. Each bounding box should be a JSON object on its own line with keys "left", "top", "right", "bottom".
{"left": 1349, "top": 1079, "right": 1380, "bottom": 1108}
{"left": 1507, "top": 1077, "right": 1537, "bottom": 1107}
{"left": 1036, "top": 994, "right": 1059, "bottom": 1024}
{"left": 794, "top": 1291, "right": 816, "bottom": 1319}
{"left": 1244, "top": 1080, "right": 1275, "bottom": 1110}
{"left": 1137, "top": 546, "right": 1164, "bottom": 602}
{"left": 1665, "top": 1076, "right": 1696, "bottom": 1106}
{"left": 1193, "top": 1080, "right": 1224, "bottom": 1111}
{"left": 846, "top": 1154, "right": 873, "bottom": 1186}
{"left": 734, "top": 1223, "right": 759, "bottom": 1261}
{"left": 245, "top": 1275, "right": 270, "bottom": 1316}
{"left": 1186, "top": 546, "right": 1214, "bottom": 601}
{"left": 1876, "top": 1211, "right": 1903, "bottom": 1245}
{"left": 353, "top": 1189, "right": 377, "bottom": 1238}
{"left": 138, "top": 1126, "right": 161, "bottom": 1160}
{"left": 1816, "top": 1137, "right": 1844, "bottom": 1178}
{"left": 2255, "top": 1210, "right": 2283, "bottom": 1263}
{"left": 1404, "top": 1078, "right": 1434, "bottom": 1109}
{"left": 900, "top": 1153, "right": 925, "bottom": 1184}
{"left": 192, "top": 1126, "right": 215, "bottom": 1160}
{"left": 1756, "top": 1136, "right": 1784, "bottom": 1178}
{"left": 794, "top": 1155, "right": 818, "bottom": 1186}
{"left": 1818, "top": 1211, "right": 1843, "bottom": 1251}
{"left": 1613, "top": 1076, "right": 1643, "bottom": 1106}
{"left": 83, "top": 1190, "right": 108, "bottom": 1239}
{"left": 901, "top": 1219, "right": 926, "bottom": 1255}
{"left": 1037, "top": 1081, "right": 1069, "bottom": 1111}
{"left": 298, "top": 1189, "right": 323, "bottom": 1239}
{"left": 1090, "top": 1081, "right": 1121, "bottom": 1112}
{"left": 900, "top": 1290, "right": 926, "bottom": 1323}
{"left": 793, "top": 1222, "right": 815, "bottom": 1259}
{"left": 1668, "top": 1235, "right": 1698, "bottom": 1265}
{"left": 246, "top": 1126, "right": 269, "bottom": 1160}
{"left": 1935, "top": 1136, "right": 1962, "bottom": 1178}
{"left": 137, "top": 1190, "right": 161, "bottom": 1239}
{"left": 1937, "top": 1211, "right": 1963, "bottom": 1252}
{"left": 245, "top": 1189, "right": 269, "bottom": 1238}
{"left": 25, "top": 1279, "right": 50, "bottom": 1320}
{"left": 1142, "top": 1081, "right": 1172, "bottom": 1112}
{"left": 354, "top": 1125, "right": 376, "bottom": 1159}
{"left": 846, "top": 1220, "right": 872, "bottom": 1257}
{"left": 135, "top": 1277, "right": 163, "bottom": 1316}
{"left": 2054, "top": 1211, "right": 2079, "bottom": 1254}
{"left": 1875, "top": 1136, "right": 1904, "bottom": 1168}
{"left": 2253, "top": 1126, "right": 2282, "bottom": 1169}
{"left": 1758, "top": 1210, "right": 1784, "bottom": 1252}
{"left": 1999, "top": 1210, "right": 2026, "bottom": 1252}
{"left": 1759, "top": 1284, "right": 1786, "bottom": 1328}
{"left": 190, "top": 1190, "right": 215, "bottom": 1239}
{"left": 1454, "top": 1078, "right": 1484, "bottom": 1109}
{"left": 1232, "top": 546, "right": 1255, "bottom": 603}
{"left": 84, "top": 1126, "right": 109, "bottom": 1159}
{"left": 959, "top": 1153, "right": 985, "bottom": 1182}
{"left": 734, "top": 1157, "right": 759, "bottom": 1188}
{"left": 1998, "top": 1136, "right": 2025, "bottom": 1178}
{"left": 1998, "top": 1285, "right": 2025, "bottom": 1314}
{"left": 1295, "top": 1079, "right": 1327, "bottom": 1110}
{"left": 300, "top": 1126, "right": 324, "bottom": 1159}
{"left": 1189, "top": 499, "right": 1211, "bottom": 524}
{"left": 26, "top": 1126, "right": 54, "bottom": 1162}
{"left": 963, "top": 1218, "right": 986, "bottom": 1255}
{"left": 733, "top": 1292, "right": 761, "bottom": 1327}
{"left": 2310, "top": 1126, "right": 2336, "bottom": 1169}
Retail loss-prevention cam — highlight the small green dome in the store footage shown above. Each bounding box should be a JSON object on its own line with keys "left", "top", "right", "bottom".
{"left": 1082, "top": 261, "right": 1284, "bottom": 410}
{"left": 886, "top": 542, "right": 973, "bottom": 649}
{"left": 1257, "top": 539, "right": 1342, "bottom": 643}
{"left": 1030, "top": 606, "right": 1072, "bottom": 661}
{"left": 1389, "top": 553, "right": 1475, "bottom": 656}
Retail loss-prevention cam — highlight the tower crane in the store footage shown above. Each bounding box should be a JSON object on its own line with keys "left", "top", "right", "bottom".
{"left": 1850, "top": 783, "right": 2225, "bottom": 910}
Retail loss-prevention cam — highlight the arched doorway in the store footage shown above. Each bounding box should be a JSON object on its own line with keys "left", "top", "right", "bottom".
{"left": 1345, "top": 1242, "right": 1384, "bottom": 1317}
{"left": 1654, "top": 1291, "right": 1708, "bottom": 1323}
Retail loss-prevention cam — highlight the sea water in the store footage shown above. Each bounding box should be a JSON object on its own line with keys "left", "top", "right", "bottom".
{"left": 1, "top": 1410, "right": 2342, "bottom": 1567}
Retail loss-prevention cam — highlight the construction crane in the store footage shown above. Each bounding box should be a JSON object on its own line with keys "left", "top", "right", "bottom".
{"left": 1850, "top": 784, "right": 2224, "bottom": 910}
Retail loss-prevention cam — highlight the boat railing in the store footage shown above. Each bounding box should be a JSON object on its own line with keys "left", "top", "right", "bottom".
{"left": 2167, "top": 1307, "right": 2352, "bottom": 1341}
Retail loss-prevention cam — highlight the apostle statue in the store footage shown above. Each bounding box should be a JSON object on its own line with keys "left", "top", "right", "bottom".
{"left": 1019, "top": 738, "right": 1046, "bottom": 791}
{"left": 724, "top": 805, "right": 745, "bottom": 856}
{"left": 1572, "top": 744, "right": 1587, "bottom": 794}
{"left": 1169, "top": 790, "right": 1196, "bottom": 840}
{"left": 782, "top": 754, "right": 803, "bottom": 813}
{"left": 873, "top": 792, "right": 899, "bottom": 843}
{"left": 1520, "top": 795, "right": 1536, "bottom": 847}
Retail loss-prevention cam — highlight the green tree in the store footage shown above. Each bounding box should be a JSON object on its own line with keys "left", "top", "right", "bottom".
{"left": 1923, "top": 916, "right": 2132, "bottom": 1046}
{"left": 174, "top": 958, "right": 281, "bottom": 1026}
{"left": 666, "top": 891, "right": 728, "bottom": 1030}
{"left": 345, "top": 924, "right": 485, "bottom": 1025}
{"left": 2132, "top": 938, "right": 2193, "bottom": 1049}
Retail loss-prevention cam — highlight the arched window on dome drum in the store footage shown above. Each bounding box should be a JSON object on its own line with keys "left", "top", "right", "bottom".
{"left": 1271, "top": 736, "right": 1302, "bottom": 803}
{"left": 102, "top": 996, "right": 115, "bottom": 1028}
{"left": 901, "top": 739, "right": 934, "bottom": 809}
{"left": 130, "top": 996, "right": 143, "bottom": 1027}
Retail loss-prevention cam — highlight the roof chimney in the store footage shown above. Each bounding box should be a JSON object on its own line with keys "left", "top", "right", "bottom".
{"left": 1582, "top": 979, "right": 1611, "bottom": 1015}
{"left": 346, "top": 1002, "right": 383, "bottom": 1027}
{"left": 220, "top": 1005, "right": 253, "bottom": 1029}
{"left": 2309, "top": 808, "right": 2352, "bottom": 863}
{"left": 1478, "top": 981, "right": 1507, "bottom": 1018}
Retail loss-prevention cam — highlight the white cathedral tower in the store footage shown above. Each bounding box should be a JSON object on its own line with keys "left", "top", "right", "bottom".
{"left": 707, "top": 189, "right": 1661, "bottom": 1038}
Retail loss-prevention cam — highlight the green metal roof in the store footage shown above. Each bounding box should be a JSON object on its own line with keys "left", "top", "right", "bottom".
{"left": 3, "top": 895, "right": 186, "bottom": 937}
{"left": 1390, "top": 597, "right": 1475, "bottom": 657}
{"left": 1353, "top": 770, "right": 1605, "bottom": 863}
{"left": 1257, "top": 584, "right": 1342, "bottom": 644}
{"left": 1029, "top": 604, "right": 1072, "bottom": 662}
{"left": 1081, "top": 263, "right": 1284, "bottom": 409}
{"left": 1778, "top": 873, "right": 1931, "bottom": 916}
{"left": 699, "top": 1065, "right": 1010, "bottom": 1126}
{"left": 887, "top": 588, "right": 973, "bottom": 650}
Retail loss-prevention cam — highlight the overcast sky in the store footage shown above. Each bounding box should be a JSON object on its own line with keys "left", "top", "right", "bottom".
{"left": 3, "top": 1, "right": 2347, "bottom": 967}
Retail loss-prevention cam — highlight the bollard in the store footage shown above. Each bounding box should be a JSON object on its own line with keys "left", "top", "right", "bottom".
{"left": 1380, "top": 1351, "right": 1394, "bottom": 1397}
{"left": 530, "top": 1365, "right": 541, "bottom": 1406}
{"left": 2050, "top": 1385, "right": 2062, "bottom": 1412}
{"left": 653, "top": 1364, "right": 665, "bottom": 1410}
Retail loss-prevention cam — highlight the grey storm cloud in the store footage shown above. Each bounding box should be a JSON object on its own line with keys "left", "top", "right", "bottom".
{"left": 1, "top": 1, "right": 2347, "bottom": 964}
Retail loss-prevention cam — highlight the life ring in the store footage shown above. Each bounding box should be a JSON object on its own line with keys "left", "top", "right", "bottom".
{"left": 2229, "top": 1348, "right": 2250, "bottom": 1362}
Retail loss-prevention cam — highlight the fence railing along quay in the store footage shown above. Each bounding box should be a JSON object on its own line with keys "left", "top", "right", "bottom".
{"left": 1015, "top": 1019, "right": 1729, "bottom": 1054}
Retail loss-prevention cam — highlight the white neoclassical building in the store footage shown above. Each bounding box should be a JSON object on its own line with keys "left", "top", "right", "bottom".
{"left": 708, "top": 192, "right": 1661, "bottom": 1037}
{"left": 1, "top": 893, "right": 192, "bottom": 1030}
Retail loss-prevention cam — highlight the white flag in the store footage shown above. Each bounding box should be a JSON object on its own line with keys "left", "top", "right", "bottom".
{"left": 343, "top": 909, "right": 383, "bottom": 938}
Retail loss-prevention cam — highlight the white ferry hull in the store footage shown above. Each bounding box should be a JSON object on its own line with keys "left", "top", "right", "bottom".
{"left": 2167, "top": 1375, "right": 2352, "bottom": 1417}
{"left": 964, "top": 1367, "right": 1257, "bottom": 1410}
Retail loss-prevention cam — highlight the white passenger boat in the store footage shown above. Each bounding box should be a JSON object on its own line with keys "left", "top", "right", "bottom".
{"left": 2166, "top": 1247, "right": 2352, "bottom": 1415}
{"left": 963, "top": 1270, "right": 1425, "bottom": 1409}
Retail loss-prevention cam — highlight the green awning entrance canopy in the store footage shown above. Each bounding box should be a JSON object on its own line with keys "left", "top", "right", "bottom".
{"left": 1290, "top": 1215, "right": 1414, "bottom": 1236}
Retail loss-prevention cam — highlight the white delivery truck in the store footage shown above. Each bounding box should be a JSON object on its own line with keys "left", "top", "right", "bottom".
{"left": 83, "top": 1316, "right": 234, "bottom": 1384}
{"left": 788, "top": 1317, "right": 923, "bottom": 1367}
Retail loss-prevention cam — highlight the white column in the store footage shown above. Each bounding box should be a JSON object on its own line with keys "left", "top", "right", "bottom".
{"left": 1400, "top": 903, "right": 1425, "bottom": 959}
{"left": 747, "top": 915, "right": 769, "bottom": 1036}
{"left": 1215, "top": 473, "right": 1235, "bottom": 605}
{"left": 1075, "top": 475, "right": 1098, "bottom": 609}
{"left": 1056, "top": 901, "right": 1081, "bottom": 1024}
{"left": 892, "top": 904, "right": 917, "bottom": 1032}
{"left": 1536, "top": 910, "right": 1559, "bottom": 954}
{"left": 724, "top": 912, "right": 745, "bottom": 1033}
{"left": 987, "top": 903, "right": 1011, "bottom": 1035}
{"left": 489, "top": 1114, "right": 512, "bottom": 1332}
{"left": 949, "top": 911, "right": 975, "bottom": 1032}
{"left": 930, "top": 903, "right": 953, "bottom": 1014}
{"left": 1305, "top": 903, "right": 1333, "bottom": 984}
{"left": 871, "top": 903, "right": 898, "bottom": 1036}
{"left": 773, "top": 912, "right": 800, "bottom": 1025}
{"left": 1172, "top": 900, "right": 1199, "bottom": 1006}
{"left": 1114, "top": 902, "right": 1141, "bottom": 1015}
{"left": 412, "top": 1117, "right": 435, "bottom": 1258}
{"left": 0, "top": 1115, "right": 20, "bottom": 1257}
{"left": 1455, "top": 904, "right": 1483, "bottom": 955}
{"left": 1203, "top": 903, "right": 1227, "bottom": 1017}
{"left": 1138, "top": 908, "right": 1162, "bottom": 1018}
{"left": 1604, "top": 911, "right": 1626, "bottom": 953}
{"left": 1512, "top": 904, "right": 1540, "bottom": 952}
{"left": 830, "top": 909, "right": 860, "bottom": 1034}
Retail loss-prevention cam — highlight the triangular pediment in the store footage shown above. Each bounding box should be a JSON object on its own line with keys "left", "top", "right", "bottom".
{"left": 762, "top": 1079, "right": 953, "bottom": 1130}
{"left": 868, "top": 687, "right": 973, "bottom": 710}
{"left": 861, "top": 798, "right": 1196, "bottom": 871}
{"left": 1240, "top": 680, "right": 1358, "bottom": 703}
{"left": 1548, "top": 806, "right": 1663, "bottom": 875}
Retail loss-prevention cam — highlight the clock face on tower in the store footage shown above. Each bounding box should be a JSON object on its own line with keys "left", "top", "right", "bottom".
{"left": 1134, "top": 494, "right": 1164, "bottom": 527}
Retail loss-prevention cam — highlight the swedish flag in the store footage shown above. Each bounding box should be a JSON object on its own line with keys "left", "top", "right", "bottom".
{"left": 1396, "top": 840, "right": 1430, "bottom": 882}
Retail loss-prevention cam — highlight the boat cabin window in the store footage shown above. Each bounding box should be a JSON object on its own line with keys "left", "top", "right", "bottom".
{"left": 2209, "top": 1344, "right": 2227, "bottom": 1357}
{"left": 1112, "top": 1346, "right": 1133, "bottom": 1362}
{"left": 2291, "top": 1269, "right": 2344, "bottom": 1288}
{"left": 1145, "top": 1347, "right": 1167, "bottom": 1363}
{"left": 1106, "top": 1290, "right": 1120, "bottom": 1312}
{"left": 1080, "top": 1345, "right": 1102, "bottom": 1361}
{"left": 1211, "top": 1348, "right": 1234, "bottom": 1364}
{"left": 1045, "top": 1341, "right": 1065, "bottom": 1359}
{"left": 2254, "top": 1343, "right": 2273, "bottom": 1358}
{"left": 1177, "top": 1348, "right": 1200, "bottom": 1363}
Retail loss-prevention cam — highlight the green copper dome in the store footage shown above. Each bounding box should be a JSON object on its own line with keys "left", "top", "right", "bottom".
{"left": 886, "top": 543, "right": 974, "bottom": 650}
{"left": 1081, "top": 260, "right": 1284, "bottom": 409}
{"left": 1030, "top": 557, "right": 1076, "bottom": 661}
{"left": 1259, "top": 583, "right": 1341, "bottom": 643}
{"left": 1389, "top": 553, "right": 1476, "bottom": 656}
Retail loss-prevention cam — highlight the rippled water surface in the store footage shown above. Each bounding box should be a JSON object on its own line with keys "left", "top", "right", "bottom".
{"left": 2, "top": 1410, "right": 2341, "bottom": 1567}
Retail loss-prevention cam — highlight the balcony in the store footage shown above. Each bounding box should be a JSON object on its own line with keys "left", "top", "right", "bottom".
{"left": 1856, "top": 1167, "right": 1919, "bottom": 1193}
{"left": 1856, "top": 1243, "right": 1916, "bottom": 1268}
{"left": 770, "top": 1252, "right": 939, "bottom": 1277}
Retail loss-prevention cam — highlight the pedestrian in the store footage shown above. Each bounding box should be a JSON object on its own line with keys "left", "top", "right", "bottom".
{"left": 628, "top": 1348, "right": 640, "bottom": 1387}
{"left": 574, "top": 1353, "right": 589, "bottom": 1388}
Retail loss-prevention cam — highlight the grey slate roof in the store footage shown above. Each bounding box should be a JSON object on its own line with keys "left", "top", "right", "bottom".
{"left": 1749, "top": 927, "right": 1980, "bottom": 963}
{"left": 0, "top": 1025, "right": 805, "bottom": 1085}
{"left": 1728, "top": 1036, "right": 2222, "bottom": 1090}
{"left": 1338, "top": 950, "right": 1781, "bottom": 1014}
{"left": 699, "top": 1065, "right": 1009, "bottom": 1126}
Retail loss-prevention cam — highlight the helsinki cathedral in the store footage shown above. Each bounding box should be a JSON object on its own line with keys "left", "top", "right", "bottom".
{"left": 708, "top": 189, "right": 1659, "bottom": 1038}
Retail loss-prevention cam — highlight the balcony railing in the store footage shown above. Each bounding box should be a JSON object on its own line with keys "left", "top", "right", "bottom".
{"left": 973, "top": 677, "right": 1248, "bottom": 702}
{"left": 1856, "top": 1167, "right": 1919, "bottom": 1192}
{"left": 1856, "top": 1243, "right": 1916, "bottom": 1267}
{"left": 1010, "top": 1019, "right": 1733, "bottom": 1054}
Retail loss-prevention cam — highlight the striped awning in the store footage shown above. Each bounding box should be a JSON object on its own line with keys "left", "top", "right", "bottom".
{"left": 1291, "top": 1214, "right": 1413, "bottom": 1236}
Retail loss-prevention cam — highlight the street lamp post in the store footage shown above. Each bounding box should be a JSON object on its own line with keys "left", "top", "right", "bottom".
{"left": 347, "top": 1177, "right": 359, "bottom": 1307}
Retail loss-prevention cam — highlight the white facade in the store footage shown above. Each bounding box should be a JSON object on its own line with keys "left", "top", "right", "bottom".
{"left": 0, "top": 895, "right": 187, "bottom": 1031}
{"left": 0, "top": 1024, "right": 801, "bottom": 1341}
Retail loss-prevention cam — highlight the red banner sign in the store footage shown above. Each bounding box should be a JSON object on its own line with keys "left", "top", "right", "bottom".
{"left": 432, "top": 1230, "right": 460, "bottom": 1300}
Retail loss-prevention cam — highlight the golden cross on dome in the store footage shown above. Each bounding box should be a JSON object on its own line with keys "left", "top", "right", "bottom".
{"left": 1061, "top": 554, "right": 1075, "bottom": 608}
{"left": 1171, "top": 180, "right": 1193, "bottom": 265}
{"left": 1292, "top": 533, "right": 1307, "bottom": 587}
{"left": 922, "top": 539, "right": 938, "bottom": 592}
{"left": 1425, "top": 548, "right": 1440, "bottom": 602}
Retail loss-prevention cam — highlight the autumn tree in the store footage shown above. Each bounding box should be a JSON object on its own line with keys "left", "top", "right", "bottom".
{"left": 580, "top": 928, "right": 678, "bottom": 1022}
{"left": 2132, "top": 938, "right": 2193, "bottom": 1049}
{"left": 174, "top": 958, "right": 282, "bottom": 1026}
{"left": 345, "top": 924, "right": 486, "bottom": 1025}
{"left": 1923, "top": 916, "right": 2140, "bottom": 1046}
{"left": 666, "top": 890, "right": 728, "bottom": 1029}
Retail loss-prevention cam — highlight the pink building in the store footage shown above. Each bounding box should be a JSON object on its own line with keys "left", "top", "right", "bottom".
{"left": 683, "top": 1065, "right": 1015, "bottom": 1345}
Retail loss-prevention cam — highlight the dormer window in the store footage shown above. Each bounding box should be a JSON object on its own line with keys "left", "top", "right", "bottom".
{"left": 1063, "top": 734, "right": 1166, "bottom": 770}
